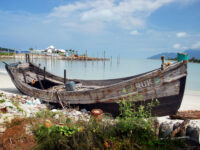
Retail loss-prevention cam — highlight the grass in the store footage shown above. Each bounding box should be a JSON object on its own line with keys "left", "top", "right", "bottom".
{"left": 0, "top": 52, "right": 14, "bottom": 56}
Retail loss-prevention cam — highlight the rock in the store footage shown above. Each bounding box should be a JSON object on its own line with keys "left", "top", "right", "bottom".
{"left": 54, "top": 114, "right": 59, "bottom": 120}
{"left": 186, "top": 125, "right": 200, "bottom": 144}
{"left": 159, "top": 122, "right": 173, "bottom": 138}
{"left": 80, "top": 109, "right": 88, "bottom": 113}
{"left": 34, "top": 98, "right": 41, "bottom": 105}
{"left": 0, "top": 123, "right": 6, "bottom": 134}
{"left": 51, "top": 109, "right": 58, "bottom": 113}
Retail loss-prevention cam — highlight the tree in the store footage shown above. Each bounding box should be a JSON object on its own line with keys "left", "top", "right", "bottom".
{"left": 29, "top": 48, "right": 33, "bottom": 51}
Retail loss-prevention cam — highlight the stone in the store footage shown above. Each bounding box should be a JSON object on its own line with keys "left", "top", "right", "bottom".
{"left": 80, "top": 108, "right": 88, "bottom": 113}
{"left": 51, "top": 109, "right": 58, "bottom": 113}
{"left": 54, "top": 114, "right": 59, "bottom": 120}
{"left": 159, "top": 122, "right": 173, "bottom": 138}
{"left": 186, "top": 125, "right": 200, "bottom": 144}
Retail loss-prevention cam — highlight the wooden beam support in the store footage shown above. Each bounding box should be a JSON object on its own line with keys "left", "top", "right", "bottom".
{"left": 36, "top": 75, "right": 44, "bottom": 90}
{"left": 36, "top": 64, "right": 44, "bottom": 89}
{"left": 43, "top": 67, "right": 46, "bottom": 81}
{"left": 22, "top": 70, "right": 27, "bottom": 83}
{"left": 56, "top": 91, "right": 65, "bottom": 109}
{"left": 161, "top": 56, "right": 165, "bottom": 70}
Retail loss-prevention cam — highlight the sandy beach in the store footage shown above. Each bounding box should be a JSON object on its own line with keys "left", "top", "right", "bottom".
{"left": 0, "top": 71, "right": 200, "bottom": 111}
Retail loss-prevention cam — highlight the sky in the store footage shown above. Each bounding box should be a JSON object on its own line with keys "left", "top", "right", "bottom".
{"left": 0, "top": 0, "right": 200, "bottom": 58}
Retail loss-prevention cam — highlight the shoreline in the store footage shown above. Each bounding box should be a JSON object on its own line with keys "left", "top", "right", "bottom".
{"left": 0, "top": 54, "right": 110, "bottom": 61}
{"left": 0, "top": 72, "right": 200, "bottom": 111}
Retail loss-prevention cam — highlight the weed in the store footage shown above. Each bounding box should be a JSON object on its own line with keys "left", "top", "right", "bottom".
{"left": 36, "top": 110, "right": 56, "bottom": 118}
{"left": 0, "top": 99, "right": 5, "bottom": 104}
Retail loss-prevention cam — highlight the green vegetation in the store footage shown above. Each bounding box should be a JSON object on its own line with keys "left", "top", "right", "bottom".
{"left": 0, "top": 47, "right": 15, "bottom": 56}
{"left": 189, "top": 57, "right": 200, "bottom": 63}
{"left": 65, "top": 49, "right": 79, "bottom": 56}
{"left": 0, "top": 99, "right": 6, "bottom": 104}
{"left": 34, "top": 124, "right": 78, "bottom": 150}
{"left": 168, "top": 57, "right": 200, "bottom": 63}
{"left": 29, "top": 48, "right": 33, "bottom": 51}
{"left": 0, "top": 52, "right": 14, "bottom": 56}
{"left": 31, "top": 93, "right": 190, "bottom": 150}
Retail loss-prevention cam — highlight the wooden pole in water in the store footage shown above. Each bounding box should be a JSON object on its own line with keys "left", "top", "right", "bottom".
{"left": 25, "top": 54, "right": 27, "bottom": 63}
{"left": 43, "top": 67, "right": 46, "bottom": 81}
{"left": 64, "top": 69, "right": 66, "bottom": 84}
{"left": 14, "top": 48, "right": 16, "bottom": 59}
{"left": 28, "top": 54, "right": 30, "bottom": 63}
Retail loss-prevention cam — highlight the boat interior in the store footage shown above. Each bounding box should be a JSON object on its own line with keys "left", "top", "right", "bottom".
{"left": 9, "top": 62, "right": 158, "bottom": 92}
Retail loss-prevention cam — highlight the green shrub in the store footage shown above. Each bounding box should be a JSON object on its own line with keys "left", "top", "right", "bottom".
{"left": 0, "top": 52, "right": 14, "bottom": 56}
{"left": 36, "top": 110, "right": 56, "bottom": 118}
{"left": 32, "top": 92, "right": 187, "bottom": 150}
{"left": 34, "top": 124, "right": 77, "bottom": 150}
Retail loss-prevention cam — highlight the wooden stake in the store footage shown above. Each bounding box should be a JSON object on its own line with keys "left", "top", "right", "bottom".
{"left": 64, "top": 69, "right": 66, "bottom": 84}
{"left": 28, "top": 54, "right": 30, "bottom": 63}
{"left": 25, "top": 54, "right": 27, "bottom": 63}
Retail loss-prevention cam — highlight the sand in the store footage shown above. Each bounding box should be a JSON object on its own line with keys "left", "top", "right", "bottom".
{"left": 0, "top": 71, "right": 200, "bottom": 111}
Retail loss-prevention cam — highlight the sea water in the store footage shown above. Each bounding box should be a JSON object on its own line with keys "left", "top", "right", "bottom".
{"left": 0, "top": 58, "right": 199, "bottom": 91}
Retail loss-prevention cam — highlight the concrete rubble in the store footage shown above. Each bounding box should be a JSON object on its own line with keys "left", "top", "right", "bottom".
{"left": 0, "top": 92, "right": 90, "bottom": 134}
{"left": 157, "top": 116, "right": 200, "bottom": 144}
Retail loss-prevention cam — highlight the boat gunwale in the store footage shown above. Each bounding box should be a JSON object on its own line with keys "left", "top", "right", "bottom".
{"left": 6, "top": 61, "right": 186, "bottom": 95}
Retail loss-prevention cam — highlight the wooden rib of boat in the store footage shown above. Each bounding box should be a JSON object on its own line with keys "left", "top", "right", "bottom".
{"left": 4, "top": 59, "right": 187, "bottom": 116}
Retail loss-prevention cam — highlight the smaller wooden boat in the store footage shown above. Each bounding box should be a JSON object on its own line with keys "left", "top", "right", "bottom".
{"left": 4, "top": 55, "right": 188, "bottom": 116}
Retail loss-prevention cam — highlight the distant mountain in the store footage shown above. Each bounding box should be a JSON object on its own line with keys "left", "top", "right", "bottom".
{"left": 149, "top": 49, "right": 200, "bottom": 59}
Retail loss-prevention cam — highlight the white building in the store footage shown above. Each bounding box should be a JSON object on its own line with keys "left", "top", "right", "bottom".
{"left": 45, "top": 45, "right": 56, "bottom": 53}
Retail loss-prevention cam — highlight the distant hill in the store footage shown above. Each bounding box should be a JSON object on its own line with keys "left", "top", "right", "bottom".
{"left": 0, "top": 46, "right": 15, "bottom": 52}
{"left": 0, "top": 46, "right": 28, "bottom": 54}
{"left": 149, "top": 49, "right": 200, "bottom": 59}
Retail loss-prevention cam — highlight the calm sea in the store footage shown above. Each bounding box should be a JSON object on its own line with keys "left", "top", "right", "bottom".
{"left": 0, "top": 58, "right": 199, "bottom": 91}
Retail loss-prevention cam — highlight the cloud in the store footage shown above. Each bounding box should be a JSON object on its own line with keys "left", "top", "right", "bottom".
{"left": 47, "top": 0, "right": 181, "bottom": 33}
{"left": 191, "top": 41, "right": 200, "bottom": 49}
{"left": 173, "top": 43, "right": 181, "bottom": 49}
{"left": 176, "top": 32, "right": 187, "bottom": 37}
{"left": 130, "top": 30, "right": 140, "bottom": 35}
{"left": 173, "top": 43, "right": 187, "bottom": 50}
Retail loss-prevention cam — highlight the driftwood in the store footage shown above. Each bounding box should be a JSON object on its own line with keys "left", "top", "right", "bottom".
{"left": 170, "top": 119, "right": 190, "bottom": 138}
{"left": 170, "top": 110, "right": 200, "bottom": 120}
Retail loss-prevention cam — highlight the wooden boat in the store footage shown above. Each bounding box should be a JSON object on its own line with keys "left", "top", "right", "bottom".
{"left": 4, "top": 58, "right": 187, "bottom": 116}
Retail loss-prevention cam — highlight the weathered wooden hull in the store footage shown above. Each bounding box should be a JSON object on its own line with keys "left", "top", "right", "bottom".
{"left": 4, "top": 61, "right": 187, "bottom": 116}
{"left": 75, "top": 77, "right": 186, "bottom": 116}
